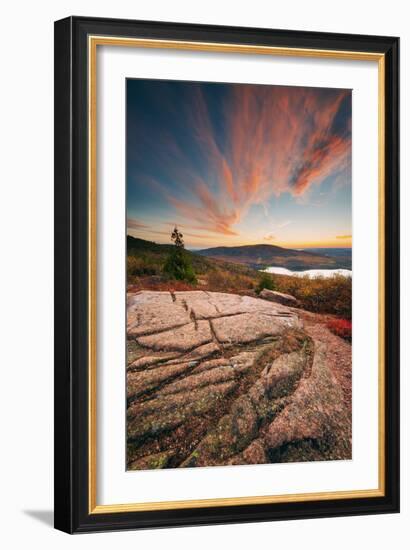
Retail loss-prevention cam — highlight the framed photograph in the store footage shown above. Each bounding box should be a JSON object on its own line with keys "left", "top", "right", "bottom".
{"left": 54, "top": 16, "right": 399, "bottom": 533}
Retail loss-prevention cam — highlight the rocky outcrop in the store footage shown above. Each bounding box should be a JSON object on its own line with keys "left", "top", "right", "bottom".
{"left": 126, "top": 290, "right": 351, "bottom": 469}
{"left": 264, "top": 343, "right": 350, "bottom": 454}
{"left": 259, "top": 288, "right": 298, "bottom": 307}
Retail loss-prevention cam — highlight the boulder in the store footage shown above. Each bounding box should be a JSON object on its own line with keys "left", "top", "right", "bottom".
{"left": 260, "top": 288, "right": 298, "bottom": 307}
{"left": 211, "top": 312, "right": 300, "bottom": 345}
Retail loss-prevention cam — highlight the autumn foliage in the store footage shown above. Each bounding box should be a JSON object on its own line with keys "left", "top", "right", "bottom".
{"left": 274, "top": 273, "right": 351, "bottom": 319}
{"left": 127, "top": 235, "right": 352, "bottom": 320}
{"left": 326, "top": 318, "right": 352, "bottom": 341}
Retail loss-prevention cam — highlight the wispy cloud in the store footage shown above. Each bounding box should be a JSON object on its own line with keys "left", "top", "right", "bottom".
{"left": 336, "top": 234, "right": 352, "bottom": 239}
{"left": 276, "top": 220, "right": 293, "bottom": 230}
{"left": 263, "top": 233, "right": 277, "bottom": 241}
{"left": 263, "top": 221, "right": 292, "bottom": 242}
{"left": 127, "top": 219, "right": 224, "bottom": 243}
{"left": 131, "top": 84, "right": 351, "bottom": 237}
{"left": 127, "top": 218, "right": 149, "bottom": 230}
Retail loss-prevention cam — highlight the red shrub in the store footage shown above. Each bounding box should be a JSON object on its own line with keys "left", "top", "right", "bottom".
{"left": 327, "top": 318, "right": 352, "bottom": 341}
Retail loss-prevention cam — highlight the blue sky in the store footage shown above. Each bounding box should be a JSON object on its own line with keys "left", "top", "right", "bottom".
{"left": 126, "top": 79, "right": 352, "bottom": 249}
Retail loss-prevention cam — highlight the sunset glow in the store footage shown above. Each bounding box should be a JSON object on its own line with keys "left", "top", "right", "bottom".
{"left": 127, "top": 80, "right": 351, "bottom": 250}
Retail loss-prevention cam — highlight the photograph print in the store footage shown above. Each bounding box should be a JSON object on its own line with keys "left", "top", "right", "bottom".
{"left": 126, "top": 79, "right": 352, "bottom": 471}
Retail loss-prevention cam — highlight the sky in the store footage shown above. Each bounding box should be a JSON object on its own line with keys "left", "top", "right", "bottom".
{"left": 126, "top": 79, "right": 352, "bottom": 250}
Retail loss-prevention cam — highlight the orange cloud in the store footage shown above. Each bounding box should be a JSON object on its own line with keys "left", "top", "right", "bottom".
{"left": 336, "top": 235, "right": 352, "bottom": 239}
{"left": 139, "top": 85, "right": 351, "bottom": 236}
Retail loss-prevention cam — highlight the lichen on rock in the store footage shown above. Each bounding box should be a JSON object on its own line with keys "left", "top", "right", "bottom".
{"left": 126, "top": 290, "right": 351, "bottom": 469}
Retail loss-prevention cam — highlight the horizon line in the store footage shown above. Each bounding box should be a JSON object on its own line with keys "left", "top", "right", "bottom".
{"left": 127, "top": 234, "right": 352, "bottom": 251}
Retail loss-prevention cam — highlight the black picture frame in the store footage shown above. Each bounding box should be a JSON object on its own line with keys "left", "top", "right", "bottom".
{"left": 54, "top": 16, "right": 400, "bottom": 534}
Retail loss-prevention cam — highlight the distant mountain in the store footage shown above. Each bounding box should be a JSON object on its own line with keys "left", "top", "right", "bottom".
{"left": 127, "top": 236, "right": 258, "bottom": 276}
{"left": 127, "top": 236, "right": 209, "bottom": 273}
{"left": 127, "top": 237, "right": 352, "bottom": 272}
{"left": 127, "top": 236, "right": 174, "bottom": 254}
{"left": 302, "top": 248, "right": 352, "bottom": 269}
{"left": 197, "top": 244, "right": 350, "bottom": 271}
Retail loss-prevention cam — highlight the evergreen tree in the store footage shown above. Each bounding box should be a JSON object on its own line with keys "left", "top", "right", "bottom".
{"left": 171, "top": 226, "right": 184, "bottom": 248}
{"left": 163, "top": 226, "right": 197, "bottom": 284}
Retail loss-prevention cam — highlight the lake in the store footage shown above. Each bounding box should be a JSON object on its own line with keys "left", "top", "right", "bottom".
{"left": 262, "top": 266, "right": 352, "bottom": 279}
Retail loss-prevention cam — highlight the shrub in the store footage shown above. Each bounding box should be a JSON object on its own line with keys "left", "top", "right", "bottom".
{"left": 255, "top": 272, "right": 277, "bottom": 294}
{"left": 326, "top": 318, "right": 352, "bottom": 341}
{"left": 127, "top": 255, "right": 161, "bottom": 278}
{"left": 163, "top": 248, "right": 197, "bottom": 284}
{"left": 207, "top": 270, "right": 229, "bottom": 290}
{"left": 274, "top": 274, "right": 352, "bottom": 319}
{"left": 205, "top": 270, "right": 254, "bottom": 292}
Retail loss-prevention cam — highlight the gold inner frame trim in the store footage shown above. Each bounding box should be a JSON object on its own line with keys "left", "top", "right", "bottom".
{"left": 88, "top": 35, "right": 386, "bottom": 514}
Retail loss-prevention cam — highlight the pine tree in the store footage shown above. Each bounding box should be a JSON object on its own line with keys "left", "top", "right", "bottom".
{"left": 171, "top": 226, "right": 184, "bottom": 248}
